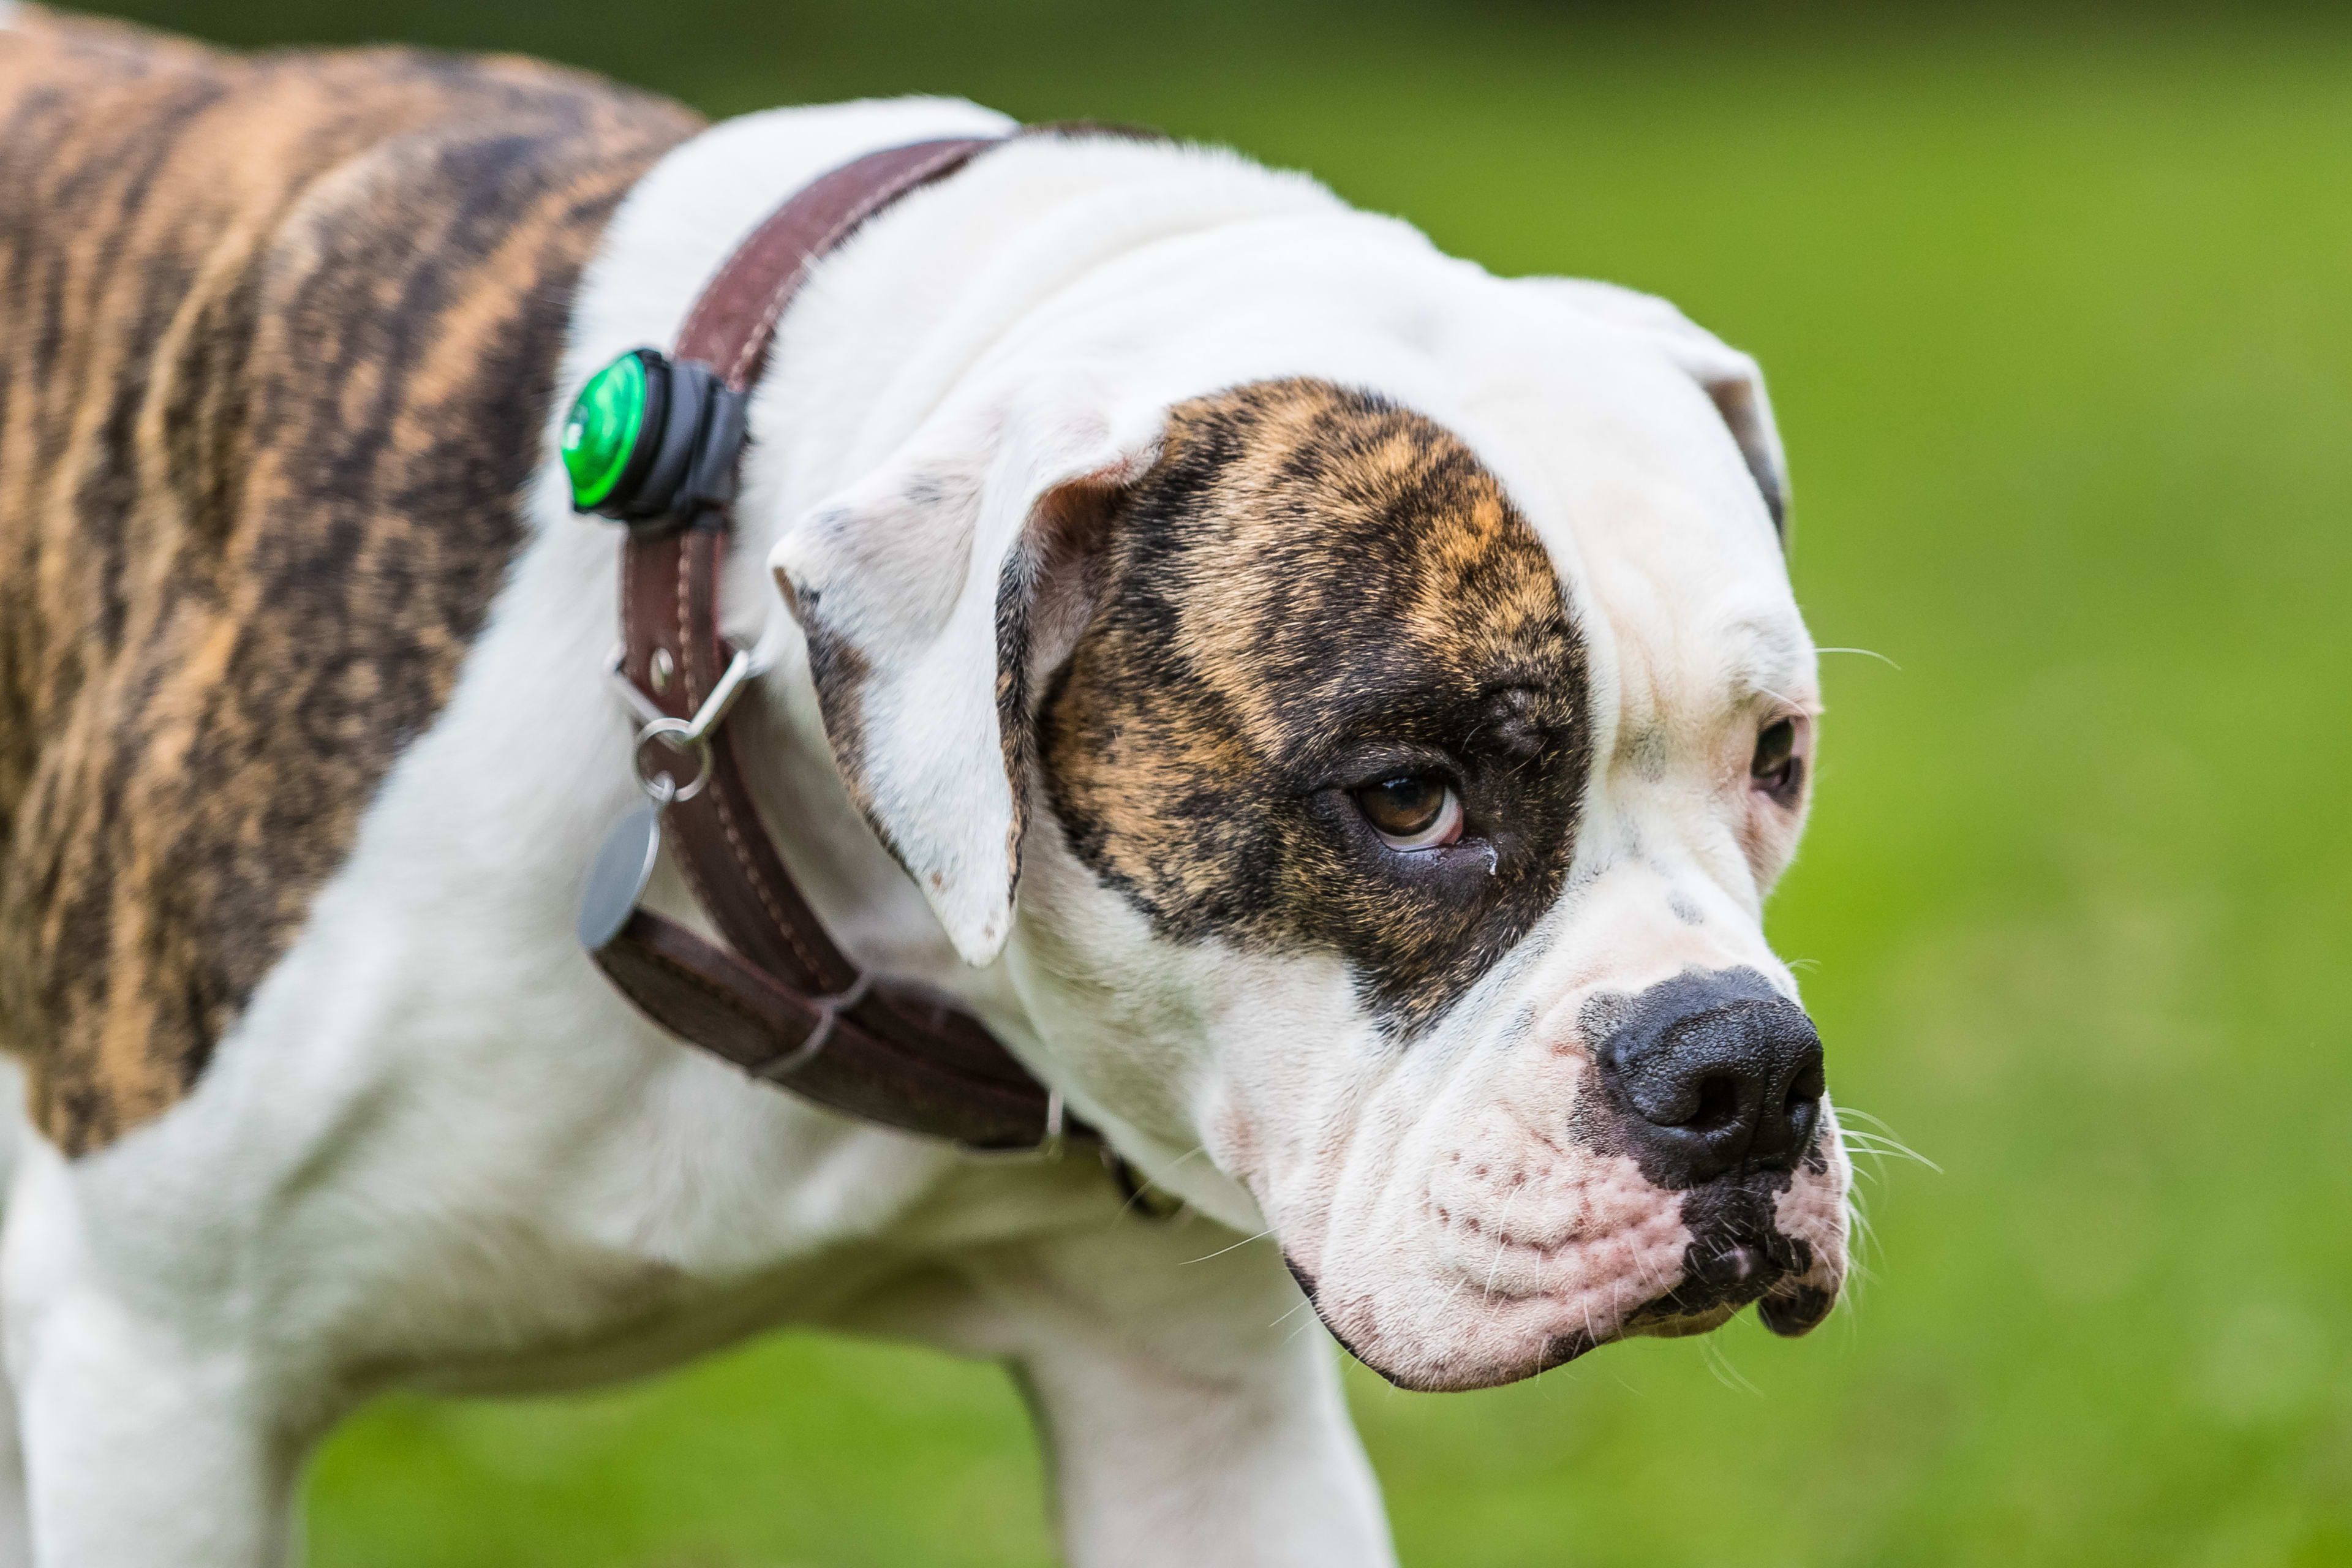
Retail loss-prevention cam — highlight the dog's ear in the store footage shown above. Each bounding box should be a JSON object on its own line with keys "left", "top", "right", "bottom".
{"left": 769, "top": 380, "right": 1163, "bottom": 965}
{"left": 1528, "top": 277, "right": 1790, "bottom": 544}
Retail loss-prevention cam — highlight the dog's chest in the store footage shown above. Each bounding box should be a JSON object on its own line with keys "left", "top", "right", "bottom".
{"left": 0, "top": 11, "right": 698, "bottom": 1153}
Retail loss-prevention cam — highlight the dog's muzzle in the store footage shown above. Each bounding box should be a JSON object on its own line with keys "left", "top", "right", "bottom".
{"left": 1593, "top": 966, "right": 1838, "bottom": 1335}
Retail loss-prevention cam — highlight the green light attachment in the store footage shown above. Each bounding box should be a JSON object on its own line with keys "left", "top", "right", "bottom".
{"left": 562, "top": 349, "right": 657, "bottom": 514}
{"left": 560, "top": 349, "right": 747, "bottom": 532}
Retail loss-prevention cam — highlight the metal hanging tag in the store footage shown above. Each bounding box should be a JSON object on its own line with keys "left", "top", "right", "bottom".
{"left": 579, "top": 796, "right": 667, "bottom": 952}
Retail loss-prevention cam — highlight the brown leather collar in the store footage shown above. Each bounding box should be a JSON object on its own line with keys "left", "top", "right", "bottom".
{"left": 585, "top": 135, "right": 1077, "bottom": 1153}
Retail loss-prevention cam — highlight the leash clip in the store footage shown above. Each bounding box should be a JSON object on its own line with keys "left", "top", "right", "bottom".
{"left": 612, "top": 644, "right": 763, "bottom": 804}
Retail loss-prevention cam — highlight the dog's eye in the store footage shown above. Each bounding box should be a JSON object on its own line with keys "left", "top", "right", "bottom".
{"left": 1751, "top": 718, "right": 1803, "bottom": 804}
{"left": 1355, "top": 776, "right": 1464, "bottom": 850}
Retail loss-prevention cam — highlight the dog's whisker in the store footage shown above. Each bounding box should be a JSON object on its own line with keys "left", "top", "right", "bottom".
{"left": 1837, "top": 1105, "right": 1930, "bottom": 1142}
{"left": 1115, "top": 1144, "right": 1210, "bottom": 1217}
{"left": 1178, "top": 1225, "right": 1277, "bottom": 1265}
{"left": 1280, "top": 1311, "right": 1328, "bottom": 1352}
{"left": 1414, "top": 1275, "right": 1472, "bottom": 1348}
{"left": 1153, "top": 1143, "right": 1212, "bottom": 1175}
{"left": 1836, "top": 1130, "right": 1942, "bottom": 1174}
{"left": 1814, "top": 646, "right": 1901, "bottom": 670}
{"left": 1479, "top": 1185, "right": 1528, "bottom": 1303}
{"left": 1699, "top": 1333, "right": 1762, "bottom": 1398}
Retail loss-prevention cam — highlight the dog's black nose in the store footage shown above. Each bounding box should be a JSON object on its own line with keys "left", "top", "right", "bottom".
{"left": 1594, "top": 968, "right": 1825, "bottom": 1188}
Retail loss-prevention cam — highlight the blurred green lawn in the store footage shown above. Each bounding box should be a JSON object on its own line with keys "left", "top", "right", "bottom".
{"left": 108, "top": 2, "right": 2352, "bottom": 1562}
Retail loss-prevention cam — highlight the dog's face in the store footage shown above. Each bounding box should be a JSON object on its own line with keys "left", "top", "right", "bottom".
{"left": 774, "top": 273, "right": 1847, "bottom": 1391}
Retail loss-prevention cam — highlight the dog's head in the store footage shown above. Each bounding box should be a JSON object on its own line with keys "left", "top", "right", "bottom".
{"left": 771, "top": 246, "right": 1847, "bottom": 1390}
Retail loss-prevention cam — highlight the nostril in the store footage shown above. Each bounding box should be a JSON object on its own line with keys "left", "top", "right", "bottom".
{"left": 1789, "top": 1058, "right": 1825, "bottom": 1107}
{"left": 1687, "top": 1074, "right": 1743, "bottom": 1131}
{"left": 1785, "top": 1074, "right": 1820, "bottom": 1119}
{"left": 1782, "top": 1056, "right": 1825, "bottom": 1133}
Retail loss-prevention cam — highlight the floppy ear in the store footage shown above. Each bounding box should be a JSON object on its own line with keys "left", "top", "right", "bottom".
{"left": 1528, "top": 277, "right": 1790, "bottom": 544}
{"left": 769, "top": 381, "right": 1163, "bottom": 965}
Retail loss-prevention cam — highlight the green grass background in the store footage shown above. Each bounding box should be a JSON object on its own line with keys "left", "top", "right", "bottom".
{"left": 104, "top": 2, "right": 2352, "bottom": 1562}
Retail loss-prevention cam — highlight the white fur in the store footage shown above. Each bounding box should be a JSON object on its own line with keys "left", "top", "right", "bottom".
{"left": 0, "top": 99, "right": 1844, "bottom": 1564}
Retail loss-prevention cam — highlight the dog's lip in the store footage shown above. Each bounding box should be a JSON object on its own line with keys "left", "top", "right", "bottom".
{"left": 1284, "top": 1250, "right": 1639, "bottom": 1390}
{"left": 1757, "top": 1280, "right": 1838, "bottom": 1337}
{"left": 1697, "top": 1241, "right": 1770, "bottom": 1290}
{"left": 1283, "top": 1237, "right": 1838, "bottom": 1390}
{"left": 1637, "top": 1243, "right": 1841, "bottom": 1340}
{"left": 1626, "top": 1238, "right": 1786, "bottom": 1325}
{"left": 1341, "top": 1322, "right": 1619, "bottom": 1393}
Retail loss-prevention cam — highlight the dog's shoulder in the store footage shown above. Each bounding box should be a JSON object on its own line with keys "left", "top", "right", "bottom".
{"left": 0, "top": 12, "right": 699, "bottom": 1153}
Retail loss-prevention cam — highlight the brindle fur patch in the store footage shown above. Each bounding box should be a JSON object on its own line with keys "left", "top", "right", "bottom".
{"left": 0, "top": 9, "right": 699, "bottom": 1153}
{"left": 1042, "top": 380, "right": 1591, "bottom": 1029}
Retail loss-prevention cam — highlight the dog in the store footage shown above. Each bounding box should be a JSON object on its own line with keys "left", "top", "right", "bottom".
{"left": 0, "top": 9, "right": 1850, "bottom": 1564}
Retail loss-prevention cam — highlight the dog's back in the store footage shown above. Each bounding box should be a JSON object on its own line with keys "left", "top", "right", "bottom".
{"left": 0, "top": 7, "right": 698, "bottom": 1153}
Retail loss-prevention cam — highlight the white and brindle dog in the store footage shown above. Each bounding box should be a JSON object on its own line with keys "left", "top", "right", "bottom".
{"left": 0, "top": 10, "right": 1849, "bottom": 1564}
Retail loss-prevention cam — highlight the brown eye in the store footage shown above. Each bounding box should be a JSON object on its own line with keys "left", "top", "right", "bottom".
{"left": 1355, "top": 776, "right": 1464, "bottom": 850}
{"left": 1751, "top": 718, "right": 1803, "bottom": 802}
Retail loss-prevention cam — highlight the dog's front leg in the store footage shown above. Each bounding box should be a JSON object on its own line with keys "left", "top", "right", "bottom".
{"left": 952, "top": 1214, "right": 1396, "bottom": 1568}
{"left": 3, "top": 1137, "right": 301, "bottom": 1567}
